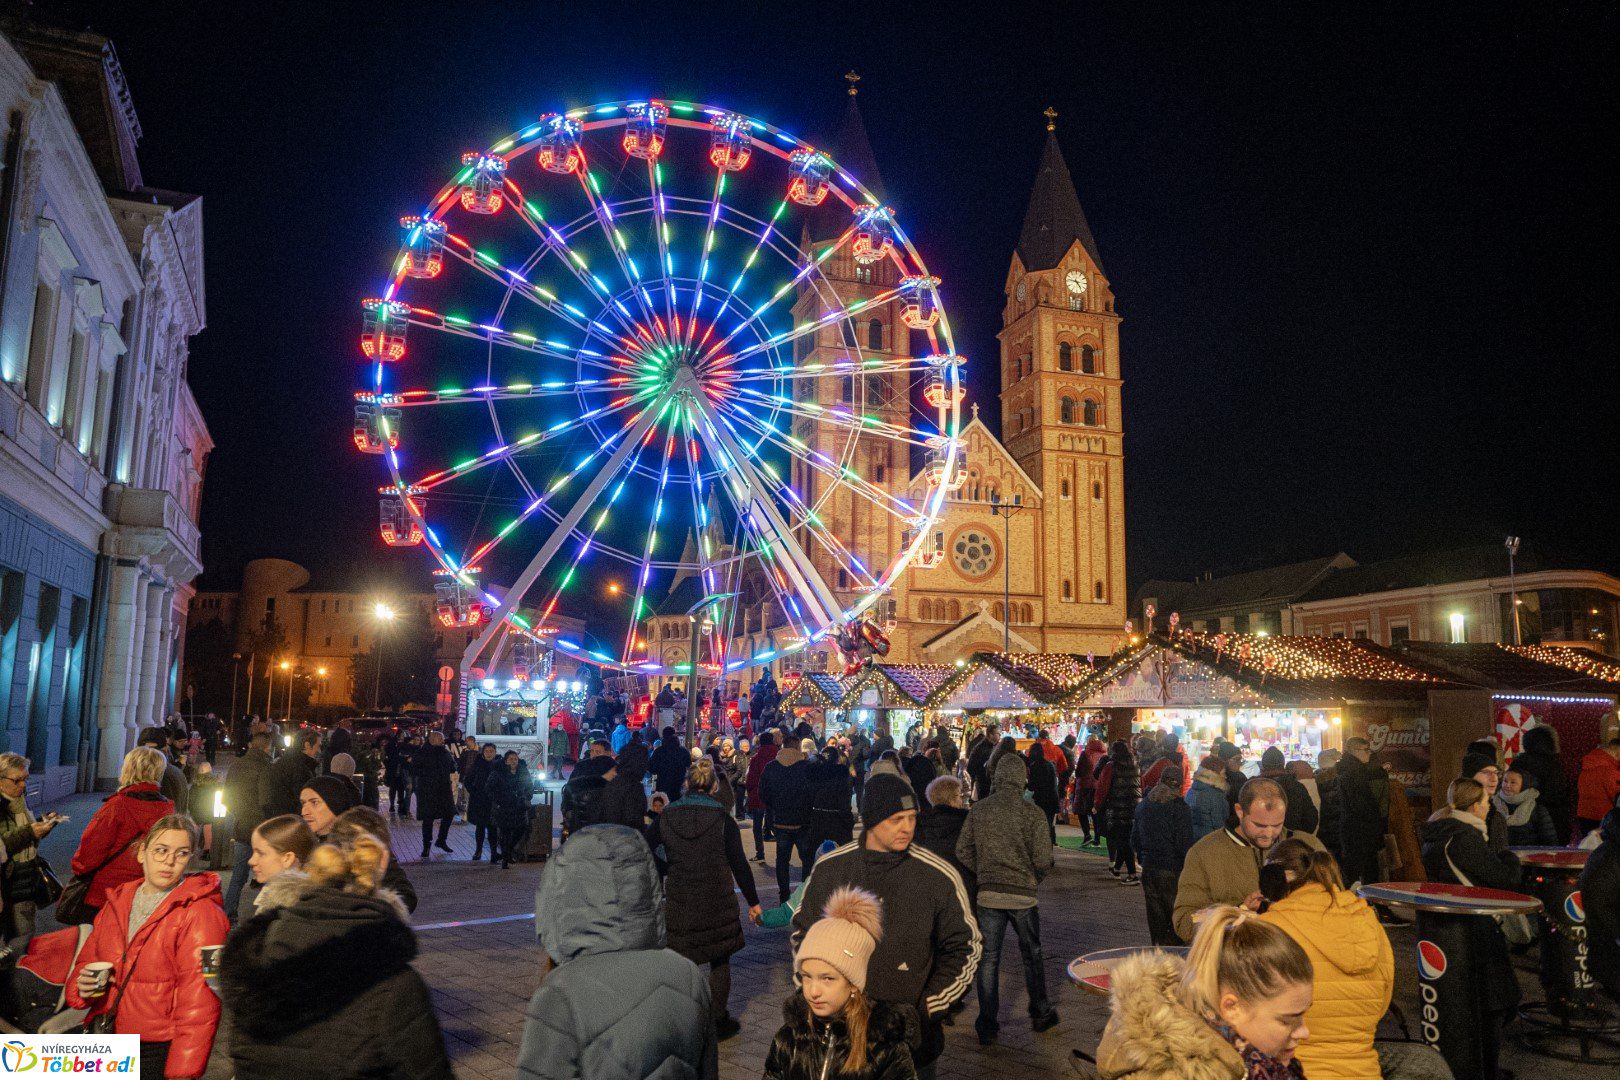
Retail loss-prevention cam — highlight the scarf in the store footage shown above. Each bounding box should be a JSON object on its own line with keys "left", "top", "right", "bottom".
{"left": 1449, "top": 807, "right": 1491, "bottom": 841}
{"left": 4, "top": 794, "right": 35, "bottom": 866}
{"left": 1215, "top": 1022, "right": 1306, "bottom": 1080}
{"left": 1493, "top": 787, "right": 1541, "bottom": 828}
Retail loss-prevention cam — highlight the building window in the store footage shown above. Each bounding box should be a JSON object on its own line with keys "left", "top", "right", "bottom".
{"left": 1083, "top": 399, "right": 1100, "bottom": 426}
{"left": 1092, "top": 480, "right": 1103, "bottom": 500}
{"left": 918, "top": 599, "right": 931, "bottom": 620}
{"left": 840, "top": 376, "right": 854, "bottom": 402}
{"left": 23, "top": 283, "right": 58, "bottom": 409}
{"left": 351, "top": 634, "right": 359, "bottom": 648}
{"left": 265, "top": 597, "right": 275, "bottom": 616}
{"left": 837, "top": 569, "right": 848, "bottom": 589}
{"left": 324, "top": 635, "right": 332, "bottom": 647}
{"left": 841, "top": 319, "right": 858, "bottom": 348}
{"left": 1060, "top": 478, "right": 1070, "bottom": 499}
{"left": 1058, "top": 342, "right": 1073, "bottom": 371}
{"left": 1081, "top": 344, "right": 1097, "bottom": 374}
{"left": 1060, "top": 398, "right": 1076, "bottom": 424}
{"left": 1062, "top": 579, "right": 1073, "bottom": 601}
{"left": 946, "top": 599, "right": 960, "bottom": 621}
{"left": 867, "top": 318, "right": 883, "bottom": 352}
{"left": 855, "top": 265, "right": 872, "bottom": 284}
{"left": 1352, "top": 622, "right": 1369, "bottom": 639}
{"left": 874, "top": 460, "right": 886, "bottom": 483}
{"left": 1094, "top": 580, "right": 1105, "bottom": 601}
{"left": 1330, "top": 625, "right": 1346, "bottom": 639}
{"left": 864, "top": 373, "right": 885, "bottom": 404}
{"left": 1388, "top": 621, "right": 1410, "bottom": 645}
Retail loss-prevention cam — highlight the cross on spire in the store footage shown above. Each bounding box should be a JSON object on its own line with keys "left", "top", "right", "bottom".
{"left": 845, "top": 70, "right": 860, "bottom": 96}
{"left": 1043, "top": 106, "right": 1058, "bottom": 132}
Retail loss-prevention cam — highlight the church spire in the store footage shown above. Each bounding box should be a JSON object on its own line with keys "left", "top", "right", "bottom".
{"left": 807, "top": 73, "right": 886, "bottom": 240}
{"left": 1016, "top": 118, "right": 1103, "bottom": 274}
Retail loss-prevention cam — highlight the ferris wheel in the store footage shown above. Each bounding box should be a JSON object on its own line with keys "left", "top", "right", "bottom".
{"left": 352, "top": 99, "right": 964, "bottom": 679}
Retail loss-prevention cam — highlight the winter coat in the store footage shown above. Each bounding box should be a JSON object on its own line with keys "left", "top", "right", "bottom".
{"left": 261, "top": 750, "right": 317, "bottom": 820}
{"left": 464, "top": 755, "right": 497, "bottom": 826}
{"left": 560, "top": 756, "right": 613, "bottom": 837}
{"left": 791, "top": 842, "right": 981, "bottom": 1067}
{"left": 903, "top": 754, "right": 937, "bottom": 804}
{"left": 1579, "top": 809, "right": 1620, "bottom": 1004}
{"left": 610, "top": 723, "right": 632, "bottom": 754}
{"left": 220, "top": 875, "right": 451, "bottom": 1080}
{"left": 1172, "top": 822, "right": 1326, "bottom": 944}
{"left": 1140, "top": 748, "right": 1191, "bottom": 796}
{"left": 1259, "top": 768, "right": 1319, "bottom": 835}
{"left": 1315, "top": 765, "right": 1343, "bottom": 854}
{"left": 763, "top": 993, "right": 917, "bottom": 1080}
{"left": 1577, "top": 747, "right": 1620, "bottom": 823}
{"left": 521, "top": 825, "right": 717, "bottom": 1080}
{"left": 1024, "top": 750, "right": 1061, "bottom": 816}
{"left": 916, "top": 804, "right": 973, "bottom": 902}
{"left": 69, "top": 783, "right": 175, "bottom": 910}
{"left": 762, "top": 746, "right": 814, "bottom": 829}
{"left": 1075, "top": 739, "right": 1107, "bottom": 803}
{"left": 1420, "top": 808, "right": 1522, "bottom": 1013}
{"left": 411, "top": 743, "right": 457, "bottom": 819}
{"left": 595, "top": 744, "right": 650, "bottom": 833}
{"left": 648, "top": 738, "right": 690, "bottom": 798}
{"left": 1260, "top": 882, "right": 1393, "bottom": 1079}
{"left": 648, "top": 794, "right": 760, "bottom": 964}
{"left": 226, "top": 747, "right": 272, "bottom": 843}
{"left": 1096, "top": 752, "right": 1141, "bottom": 831}
{"left": 1094, "top": 951, "right": 1245, "bottom": 1079}
{"left": 1185, "top": 768, "right": 1229, "bottom": 841}
{"left": 808, "top": 757, "right": 855, "bottom": 847}
{"left": 66, "top": 873, "right": 228, "bottom": 1078}
{"left": 1494, "top": 786, "right": 1559, "bottom": 847}
{"left": 321, "top": 725, "right": 354, "bottom": 773}
{"left": 745, "top": 740, "right": 779, "bottom": 812}
{"left": 1131, "top": 784, "right": 1194, "bottom": 873}
{"left": 1334, "top": 755, "right": 1388, "bottom": 875}
{"left": 1516, "top": 726, "right": 1572, "bottom": 840}
{"left": 956, "top": 756, "right": 1052, "bottom": 904}
{"left": 965, "top": 735, "right": 995, "bottom": 800}
{"left": 486, "top": 764, "right": 532, "bottom": 830}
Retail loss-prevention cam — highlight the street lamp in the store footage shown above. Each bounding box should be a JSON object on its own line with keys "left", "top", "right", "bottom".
{"left": 279, "top": 659, "right": 292, "bottom": 721}
{"left": 229, "top": 653, "right": 242, "bottom": 724}
{"left": 1505, "top": 536, "right": 1522, "bottom": 645}
{"left": 371, "top": 602, "right": 397, "bottom": 712}
{"left": 686, "top": 591, "right": 737, "bottom": 744}
{"left": 989, "top": 491, "right": 1026, "bottom": 654}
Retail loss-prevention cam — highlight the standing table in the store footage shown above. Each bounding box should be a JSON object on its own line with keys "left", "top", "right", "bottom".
{"left": 1358, "top": 881, "right": 1541, "bottom": 1080}
{"left": 1511, "top": 847, "right": 1620, "bottom": 1062}
{"left": 1067, "top": 946, "right": 1189, "bottom": 1064}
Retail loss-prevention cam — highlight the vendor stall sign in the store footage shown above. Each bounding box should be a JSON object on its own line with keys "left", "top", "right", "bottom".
{"left": 1365, "top": 715, "right": 1430, "bottom": 797}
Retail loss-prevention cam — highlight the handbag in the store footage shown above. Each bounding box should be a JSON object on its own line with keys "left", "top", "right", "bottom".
{"left": 54, "top": 835, "right": 140, "bottom": 926}
{"left": 4, "top": 854, "right": 64, "bottom": 907}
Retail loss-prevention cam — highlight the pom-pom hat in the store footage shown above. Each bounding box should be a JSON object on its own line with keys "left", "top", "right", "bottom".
{"left": 795, "top": 886, "right": 883, "bottom": 991}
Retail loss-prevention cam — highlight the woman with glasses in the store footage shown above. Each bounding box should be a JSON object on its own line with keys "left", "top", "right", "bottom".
{"left": 65, "top": 814, "right": 230, "bottom": 1080}
{"left": 0, "top": 753, "right": 64, "bottom": 953}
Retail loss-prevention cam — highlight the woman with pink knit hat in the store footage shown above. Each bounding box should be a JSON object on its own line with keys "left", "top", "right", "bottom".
{"left": 764, "top": 886, "right": 918, "bottom": 1080}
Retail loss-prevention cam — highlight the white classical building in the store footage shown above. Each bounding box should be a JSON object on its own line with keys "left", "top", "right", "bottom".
{"left": 0, "top": 21, "right": 208, "bottom": 799}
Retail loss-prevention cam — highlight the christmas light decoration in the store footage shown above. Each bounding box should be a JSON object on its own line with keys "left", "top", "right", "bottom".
{"left": 1506, "top": 645, "right": 1620, "bottom": 684}
{"left": 1176, "top": 631, "right": 1446, "bottom": 684}
{"left": 351, "top": 98, "right": 963, "bottom": 677}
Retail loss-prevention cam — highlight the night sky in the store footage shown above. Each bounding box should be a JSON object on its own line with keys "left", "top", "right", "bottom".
{"left": 42, "top": 1, "right": 1620, "bottom": 591}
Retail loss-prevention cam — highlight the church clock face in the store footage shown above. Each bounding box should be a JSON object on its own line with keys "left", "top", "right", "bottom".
{"left": 1065, "top": 270, "right": 1087, "bottom": 296}
{"left": 951, "top": 527, "right": 998, "bottom": 579}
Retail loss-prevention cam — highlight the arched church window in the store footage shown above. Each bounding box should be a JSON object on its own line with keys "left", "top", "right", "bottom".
{"left": 1060, "top": 398, "right": 1076, "bottom": 425}
{"left": 1083, "top": 399, "right": 1100, "bottom": 426}
{"left": 992, "top": 601, "right": 1004, "bottom": 621}
{"left": 841, "top": 319, "right": 858, "bottom": 348}
{"left": 855, "top": 265, "right": 872, "bottom": 284}
{"left": 1094, "top": 580, "right": 1105, "bottom": 601}
{"left": 868, "top": 318, "right": 883, "bottom": 351}
{"left": 1062, "top": 580, "right": 1073, "bottom": 601}
{"left": 1059, "top": 343, "right": 1074, "bottom": 371}
{"left": 919, "top": 599, "right": 932, "bottom": 620}
{"left": 1060, "top": 478, "right": 1071, "bottom": 499}
{"left": 947, "top": 599, "right": 961, "bottom": 621}
{"left": 840, "top": 376, "right": 854, "bottom": 402}
{"left": 1082, "top": 344, "right": 1097, "bottom": 374}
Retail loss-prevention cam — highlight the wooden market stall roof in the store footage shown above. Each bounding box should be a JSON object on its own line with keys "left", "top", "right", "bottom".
{"left": 930, "top": 652, "right": 1113, "bottom": 710}
{"left": 785, "top": 673, "right": 851, "bottom": 710}
{"left": 839, "top": 663, "right": 958, "bottom": 709}
{"left": 1067, "top": 631, "right": 1455, "bottom": 709}
{"left": 1397, "top": 642, "right": 1620, "bottom": 698}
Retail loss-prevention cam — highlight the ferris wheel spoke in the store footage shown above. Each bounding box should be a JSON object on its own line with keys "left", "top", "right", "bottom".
{"left": 723, "top": 355, "right": 941, "bottom": 385}
{"left": 620, "top": 419, "right": 683, "bottom": 665}
{"left": 707, "top": 199, "right": 790, "bottom": 329}
{"left": 412, "top": 389, "right": 653, "bottom": 491}
{"left": 572, "top": 151, "right": 668, "bottom": 344}
{"left": 646, "top": 160, "right": 680, "bottom": 328}
{"left": 696, "top": 225, "right": 857, "bottom": 367}
{"left": 383, "top": 380, "right": 630, "bottom": 407}
{"left": 726, "top": 388, "right": 938, "bottom": 450}
{"left": 460, "top": 402, "right": 663, "bottom": 673}
{"left": 437, "top": 234, "right": 604, "bottom": 340}
{"left": 704, "top": 286, "right": 903, "bottom": 374}
{"left": 401, "top": 305, "right": 631, "bottom": 378}
{"left": 683, "top": 170, "right": 728, "bottom": 352}
{"left": 679, "top": 402, "right": 723, "bottom": 601}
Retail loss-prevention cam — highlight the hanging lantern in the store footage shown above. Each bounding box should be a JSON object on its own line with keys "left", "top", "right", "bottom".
{"left": 622, "top": 102, "right": 669, "bottom": 160}
{"left": 708, "top": 113, "right": 752, "bottom": 172}
{"left": 459, "top": 152, "right": 507, "bottom": 214}
{"left": 787, "top": 150, "right": 831, "bottom": 207}
{"left": 359, "top": 299, "right": 410, "bottom": 361}
{"left": 535, "top": 113, "right": 583, "bottom": 174}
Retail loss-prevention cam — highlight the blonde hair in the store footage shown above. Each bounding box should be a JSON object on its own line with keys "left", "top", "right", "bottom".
{"left": 686, "top": 757, "right": 717, "bottom": 795}
{"left": 925, "top": 774, "right": 965, "bottom": 809}
{"left": 1182, "top": 904, "right": 1313, "bottom": 1018}
{"left": 305, "top": 834, "right": 387, "bottom": 897}
{"left": 1448, "top": 777, "right": 1487, "bottom": 813}
{"left": 0, "top": 752, "right": 29, "bottom": 776}
{"left": 120, "top": 746, "right": 167, "bottom": 788}
{"left": 254, "top": 814, "right": 318, "bottom": 865}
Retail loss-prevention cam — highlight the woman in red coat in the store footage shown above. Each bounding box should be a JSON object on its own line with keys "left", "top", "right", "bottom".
{"left": 67, "top": 814, "right": 229, "bottom": 1079}
{"left": 68, "top": 747, "right": 175, "bottom": 918}
{"left": 744, "top": 730, "right": 780, "bottom": 863}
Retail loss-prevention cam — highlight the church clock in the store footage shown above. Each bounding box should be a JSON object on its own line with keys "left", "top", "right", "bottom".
{"left": 1065, "top": 270, "right": 1087, "bottom": 296}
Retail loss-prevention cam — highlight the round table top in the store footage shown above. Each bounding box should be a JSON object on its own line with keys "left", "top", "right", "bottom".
{"left": 1357, "top": 881, "right": 1542, "bottom": 916}
{"left": 1511, "top": 847, "right": 1590, "bottom": 869}
{"left": 1068, "top": 946, "right": 1190, "bottom": 996}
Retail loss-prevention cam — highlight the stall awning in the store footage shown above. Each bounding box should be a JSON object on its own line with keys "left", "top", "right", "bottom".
{"left": 839, "top": 663, "right": 957, "bottom": 709}
{"left": 785, "top": 673, "right": 850, "bottom": 710}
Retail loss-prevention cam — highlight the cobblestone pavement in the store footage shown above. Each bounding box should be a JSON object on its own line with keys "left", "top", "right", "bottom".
{"left": 36, "top": 790, "right": 1617, "bottom": 1078}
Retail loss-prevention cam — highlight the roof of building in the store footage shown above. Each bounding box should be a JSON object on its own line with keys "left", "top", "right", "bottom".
{"left": 973, "top": 652, "right": 1105, "bottom": 701}
{"left": 1397, "top": 642, "right": 1620, "bottom": 696}
{"left": 1128, "top": 631, "right": 1451, "bottom": 705}
{"left": 1016, "top": 130, "right": 1104, "bottom": 273}
{"left": 807, "top": 91, "right": 886, "bottom": 242}
{"left": 1136, "top": 554, "right": 1354, "bottom": 618}
{"left": 842, "top": 662, "right": 957, "bottom": 707}
{"left": 787, "top": 673, "right": 850, "bottom": 708}
{"left": 1294, "top": 543, "right": 1588, "bottom": 603}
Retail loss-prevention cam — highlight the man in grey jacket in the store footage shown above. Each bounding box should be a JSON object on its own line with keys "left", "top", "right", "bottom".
{"left": 956, "top": 753, "right": 1059, "bottom": 1044}
{"left": 521, "top": 824, "right": 716, "bottom": 1079}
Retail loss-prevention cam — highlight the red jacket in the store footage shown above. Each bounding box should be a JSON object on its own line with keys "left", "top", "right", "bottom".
{"left": 66, "top": 873, "right": 229, "bottom": 1078}
{"left": 1076, "top": 739, "right": 1107, "bottom": 795}
{"left": 1141, "top": 749, "right": 1192, "bottom": 795}
{"left": 70, "top": 783, "right": 175, "bottom": 909}
{"left": 1577, "top": 747, "right": 1620, "bottom": 822}
{"left": 745, "top": 741, "right": 779, "bottom": 812}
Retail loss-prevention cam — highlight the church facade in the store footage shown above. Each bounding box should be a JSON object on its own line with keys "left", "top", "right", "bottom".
{"left": 645, "top": 100, "right": 1127, "bottom": 679}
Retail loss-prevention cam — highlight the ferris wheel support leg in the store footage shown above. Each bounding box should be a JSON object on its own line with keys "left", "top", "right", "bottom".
{"left": 459, "top": 406, "right": 662, "bottom": 689}
{"left": 691, "top": 394, "right": 846, "bottom": 635}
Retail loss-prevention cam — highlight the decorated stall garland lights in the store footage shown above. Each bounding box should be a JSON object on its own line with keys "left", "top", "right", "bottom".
{"left": 1174, "top": 631, "right": 1445, "bottom": 683}
{"left": 1506, "top": 645, "right": 1620, "bottom": 684}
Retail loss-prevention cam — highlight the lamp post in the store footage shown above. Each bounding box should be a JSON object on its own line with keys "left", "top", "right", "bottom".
{"left": 371, "top": 602, "right": 397, "bottom": 712}
{"left": 280, "top": 660, "right": 293, "bottom": 721}
{"left": 1505, "top": 536, "right": 1522, "bottom": 645}
{"left": 229, "top": 653, "right": 242, "bottom": 725}
{"left": 989, "top": 491, "right": 1026, "bottom": 654}
{"left": 243, "top": 652, "right": 255, "bottom": 721}
{"left": 686, "top": 591, "right": 737, "bottom": 745}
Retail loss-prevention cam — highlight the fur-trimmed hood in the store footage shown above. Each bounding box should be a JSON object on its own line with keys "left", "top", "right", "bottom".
{"left": 1095, "top": 952, "right": 1244, "bottom": 1080}
{"left": 1191, "top": 766, "right": 1228, "bottom": 792}
{"left": 220, "top": 879, "right": 418, "bottom": 1041}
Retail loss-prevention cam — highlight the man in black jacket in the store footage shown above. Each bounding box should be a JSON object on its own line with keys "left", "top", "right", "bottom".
{"left": 647, "top": 727, "right": 688, "bottom": 800}
{"left": 560, "top": 741, "right": 615, "bottom": 842}
{"left": 1335, "top": 736, "right": 1388, "bottom": 887}
{"left": 321, "top": 718, "right": 355, "bottom": 773}
{"left": 595, "top": 743, "right": 651, "bottom": 837}
{"left": 965, "top": 722, "right": 998, "bottom": 801}
{"left": 262, "top": 729, "right": 321, "bottom": 819}
{"left": 1516, "top": 725, "right": 1573, "bottom": 843}
{"left": 762, "top": 741, "right": 814, "bottom": 903}
{"left": 1580, "top": 808, "right": 1619, "bottom": 1005}
{"left": 792, "top": 774, "right": 981, "bottom": 1078}
{"left": 412, "top": 730, "right": 458, "bottom": 859}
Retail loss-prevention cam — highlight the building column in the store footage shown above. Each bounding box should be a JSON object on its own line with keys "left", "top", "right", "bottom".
{"left": 133, "top": 580, "right": 165, "bottom": 731}
{"left": 146, "top": 590, "right": 175, "bottom": 724}
{"left": 94, "top": 562, "right": 144, "bottom": 783}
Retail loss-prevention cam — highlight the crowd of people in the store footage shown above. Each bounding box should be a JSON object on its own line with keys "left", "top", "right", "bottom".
{"left": 0, "top": 700, "right": 1613, "bottom": 1080}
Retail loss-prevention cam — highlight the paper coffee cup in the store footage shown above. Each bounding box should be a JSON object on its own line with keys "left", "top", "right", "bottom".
{"left": 83, "top": 961, "right": 113, "bottom": 989}
{"left": 198, "top": 945, "right": 223, "bottom": 977}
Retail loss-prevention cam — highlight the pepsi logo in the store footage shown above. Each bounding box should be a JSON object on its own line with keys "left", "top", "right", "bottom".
{"left": 1417, "top": 940, "right": 1448, "bottom": 981}
{"left": 1565, "top": 891, "right": 1585, "bottom": 924}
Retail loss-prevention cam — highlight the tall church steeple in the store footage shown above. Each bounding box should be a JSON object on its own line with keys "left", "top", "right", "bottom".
{"left": 1016, "top": 115, "right": 1104, "bottom": 274}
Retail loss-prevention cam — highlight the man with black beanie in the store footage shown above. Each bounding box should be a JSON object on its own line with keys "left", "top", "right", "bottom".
{"left": 791, "top": 772, "right": 981, "bottom": 1078}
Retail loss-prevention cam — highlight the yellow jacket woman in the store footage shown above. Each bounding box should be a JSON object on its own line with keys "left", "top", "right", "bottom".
{"left": 1259, "top": 839, "right": 1393, "bottom": 1079}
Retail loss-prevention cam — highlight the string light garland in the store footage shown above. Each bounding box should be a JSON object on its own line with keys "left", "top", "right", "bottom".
{"left": 1506, "top": 645, "right": 1620, "bottom": 684}
{"left": 1175, "top": 631, "right": 1446, "bottom": 683}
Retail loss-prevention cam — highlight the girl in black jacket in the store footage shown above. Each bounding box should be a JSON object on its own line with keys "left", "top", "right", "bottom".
{"left": 765, "top": 887, "right": 916, "bottom": 1080}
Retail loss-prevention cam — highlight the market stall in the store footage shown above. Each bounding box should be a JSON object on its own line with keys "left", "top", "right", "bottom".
{"left": 836, "top": 663, "right": 957, "bottom": 744}
{"left": 782, "top": 673, "right": 850, "bottom": 737}
{"left": 929, "top": 652, "right": 1110, "bottom": 745}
